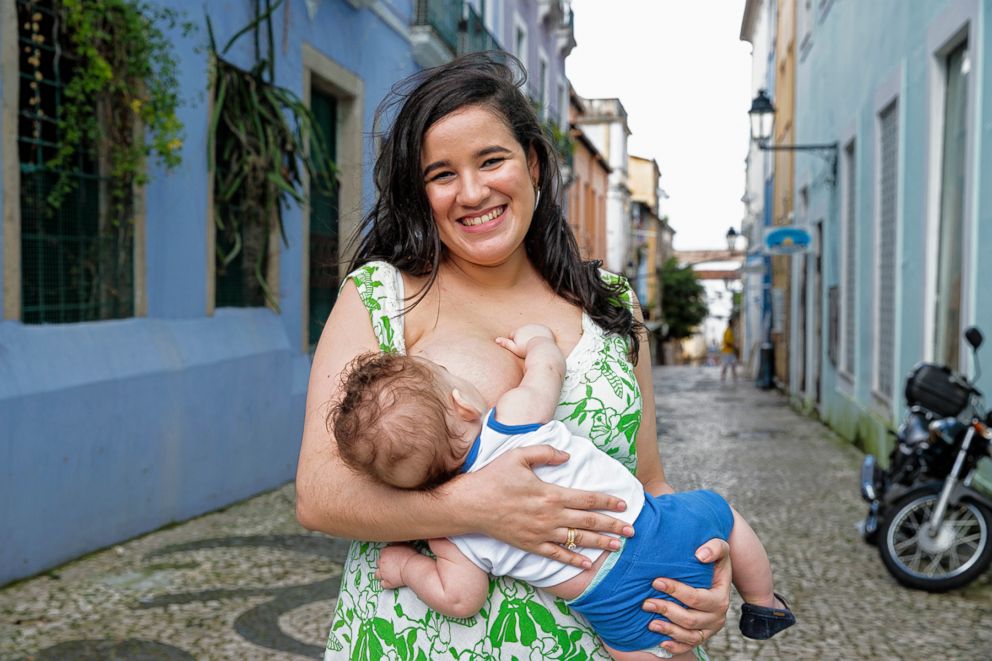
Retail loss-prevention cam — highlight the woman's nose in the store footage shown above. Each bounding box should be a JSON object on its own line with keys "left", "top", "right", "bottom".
{"left": 456, "top": 172, "right": 488, "bottom": 207}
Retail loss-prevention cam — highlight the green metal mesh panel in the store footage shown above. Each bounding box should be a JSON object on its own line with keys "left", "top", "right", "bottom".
{"left": 17, "top": 0, "right": 133, "bottom": 324}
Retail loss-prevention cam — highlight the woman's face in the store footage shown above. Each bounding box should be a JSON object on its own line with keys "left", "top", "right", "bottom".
{"left": 420, "top": 105, "right": 539, "bottom": 267}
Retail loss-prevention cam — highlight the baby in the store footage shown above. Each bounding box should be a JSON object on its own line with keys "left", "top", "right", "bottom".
{"left": 330, "top": 324, "right": 795, "bottom": 660}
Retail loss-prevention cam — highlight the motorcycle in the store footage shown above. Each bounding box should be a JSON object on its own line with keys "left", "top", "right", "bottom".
{"left": 860, "top": 327, "right": 992, "bottom": 591}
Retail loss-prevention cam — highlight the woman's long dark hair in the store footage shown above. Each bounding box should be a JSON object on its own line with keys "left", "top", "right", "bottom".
{"left": 348, "top": 52, "right": 642, "bottom": 361}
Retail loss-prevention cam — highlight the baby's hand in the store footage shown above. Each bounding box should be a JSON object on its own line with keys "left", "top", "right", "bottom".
{"left": 495, "top": 324, "right": 556, "bottom": 358}
{"left": 375, "top": 544, "right": 418, "bottom": 589}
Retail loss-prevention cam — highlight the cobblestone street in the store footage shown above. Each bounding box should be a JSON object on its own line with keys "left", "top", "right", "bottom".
{"left": 2, "top": 366, "right": 990, "bottom": 660}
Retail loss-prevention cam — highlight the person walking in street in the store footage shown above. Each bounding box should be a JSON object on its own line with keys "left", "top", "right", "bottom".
{"left": 294, "top": 52, "right": 733, "bottom": 660}
{"left": 720, "top": 318, "right": 738, "bottom": 383}
{"left": 332, "top": 323, "right": 796, "bottom": 660}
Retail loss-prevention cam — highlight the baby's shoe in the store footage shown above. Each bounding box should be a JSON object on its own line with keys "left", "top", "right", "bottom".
{"left": 739, "top": 593, "right": 796, "bottom": 640}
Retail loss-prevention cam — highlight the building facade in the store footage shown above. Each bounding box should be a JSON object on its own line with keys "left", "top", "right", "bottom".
{"left": 573, "top": 97, "right": 632, "bottom": 273}
{"left": 567, "top": 87, "right": 611, "bottom": 263}
{"left": 0, "top": 0, "right": 581, "bottom": 586}
{"left": 744, "top": 0, "right": 992, "bottom": 477}
{"left": 628, "top": 154, "right": 666, "bottom": 327}
{"left": 740, "top": 0, "right": 775, "bottom": 375}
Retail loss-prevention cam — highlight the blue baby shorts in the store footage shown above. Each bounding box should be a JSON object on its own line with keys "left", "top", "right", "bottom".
{"left": 567, "top": 489, "right": 734, "bottom": 652}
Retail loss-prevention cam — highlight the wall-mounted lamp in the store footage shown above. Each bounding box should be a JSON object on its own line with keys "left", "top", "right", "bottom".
{"left": 725, "top": 227, "right": 739, "bottom": 252}
{"left": 748, "top": 89, "right": 838, "bottom": 182}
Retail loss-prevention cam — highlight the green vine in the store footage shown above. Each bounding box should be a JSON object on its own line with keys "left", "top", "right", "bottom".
{"left": 543, "top": 117, "right": 575, "bottom": 168}
{"left": 37, "top": 0, "right": 191, "bottom": 216}
{"left": 207, "top": 0, "right": 336, "bottom": 309}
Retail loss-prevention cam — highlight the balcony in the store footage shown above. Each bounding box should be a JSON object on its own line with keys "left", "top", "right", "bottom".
{"left": 556, "top": 8, "right": 576, "bottom": 57}
{"left": 460, "top": 4, "right": 501, "bottom": 54}
{"left": 412, "top": 0, "right": 503, "bottom": 69}
{"left": 412, "top": 0, "right": 462, "bottom": 68}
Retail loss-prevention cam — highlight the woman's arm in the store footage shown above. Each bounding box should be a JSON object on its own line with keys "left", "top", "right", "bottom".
{"left": 629, "top": 302, "right": 732, "bottom": 655}
{"left": 630, "top": 302, "right": 671, "bottom": 497}
{"left": 295, "top": 281, "right": 630, "bottom": 564}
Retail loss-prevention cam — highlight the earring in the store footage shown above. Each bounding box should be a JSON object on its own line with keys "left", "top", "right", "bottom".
{"left": 534, "top": 187, "right": 541, "bottom": 211}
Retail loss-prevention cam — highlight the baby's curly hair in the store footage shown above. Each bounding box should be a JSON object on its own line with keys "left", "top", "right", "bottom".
{"left": 329, "top": 352, "right": 460, "bottom": 490}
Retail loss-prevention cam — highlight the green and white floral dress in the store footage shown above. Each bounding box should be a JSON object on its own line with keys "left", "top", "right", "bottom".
{"left": 326, "top": 261, "right": 706, "bottom": 661}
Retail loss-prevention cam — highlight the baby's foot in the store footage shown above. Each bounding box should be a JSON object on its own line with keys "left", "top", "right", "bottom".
{"left": 739, "top": 593, "right": 796, "bottom": 640}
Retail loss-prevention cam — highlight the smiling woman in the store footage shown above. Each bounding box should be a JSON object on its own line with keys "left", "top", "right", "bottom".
{"left": 295, "top": 52, "right": 733, "bottom": 660}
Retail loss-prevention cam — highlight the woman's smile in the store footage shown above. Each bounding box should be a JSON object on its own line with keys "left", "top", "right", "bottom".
{"left": 458, "top": 204, "right": 507, "bottom": 230}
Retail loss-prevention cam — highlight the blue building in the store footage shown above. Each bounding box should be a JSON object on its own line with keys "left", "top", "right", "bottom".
{"left": 745, "top": 0, "right": 992, "bottom": 484}
{"left": 0, "top": 0, "right": 576, "bottom": 586}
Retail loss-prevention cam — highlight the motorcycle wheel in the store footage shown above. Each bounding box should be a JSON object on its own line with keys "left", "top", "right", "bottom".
{"left": 878, "top": 484, "right": 992, "bottom": 592}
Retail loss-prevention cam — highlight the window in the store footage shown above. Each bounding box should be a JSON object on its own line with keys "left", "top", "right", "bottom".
{"left": 841, "top": 141, "right": 856, "bottom": 377}
{"left": 16, "top": 0, "right": 133, "bottom": 323}
{"left": 301, "top": 46, "right": 362, "bottom": 351}
{"left": 514, "top": 15, "right": 527, "bottom": 66}
{"left": 875, "top": 102, "right": 898, "bottom": 400}
{"left": 308, "top": 89, "right": 339, "bottom": 348}
{"left": 798, "top": 0, "right": 813, "bottom": 58}
{"left": 538, "top": 54, "right": 548, "bottom": 117}
{"left": 933, "top": 41, "right": 970, "bottom": 369}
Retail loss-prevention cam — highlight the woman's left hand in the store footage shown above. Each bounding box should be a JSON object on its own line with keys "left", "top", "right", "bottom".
{"left": 641, "top": 538, "right": 732, "bottom": 655}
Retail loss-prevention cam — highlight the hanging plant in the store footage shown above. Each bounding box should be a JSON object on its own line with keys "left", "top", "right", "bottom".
{"left": 543, "top": 117, "right": 575, "bottom": 168}
{"left": 206, "top": 0, "right": 336, "bottom": 309}
{"left": 42, "top": 0, "right": 191, "bottom": 215}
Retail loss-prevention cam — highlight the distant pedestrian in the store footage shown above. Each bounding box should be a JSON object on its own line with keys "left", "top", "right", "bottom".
{"left": 721, "top": 319, "right": 738, "bottom": 383}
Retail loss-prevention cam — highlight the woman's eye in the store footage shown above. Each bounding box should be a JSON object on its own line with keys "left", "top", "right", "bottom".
{"left": 428, "top": 171, "right": 454, "bottom": 183}
{"left": 482, "top": 157, "right": 505, "bottom": 168}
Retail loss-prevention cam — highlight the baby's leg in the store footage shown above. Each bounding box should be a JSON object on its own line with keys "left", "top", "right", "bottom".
{"left": 602, "top": 642, "right": 698, "bottom": 661}
{"left": 727, "top": 507, "right": 780, "bottom": 609}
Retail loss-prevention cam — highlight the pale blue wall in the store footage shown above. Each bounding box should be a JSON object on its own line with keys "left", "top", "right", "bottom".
{"left": 0, "top": 0, "right": 419, "bottom": 585}
{"left": 794, "top": 0, "right": 991, "bottom": 454}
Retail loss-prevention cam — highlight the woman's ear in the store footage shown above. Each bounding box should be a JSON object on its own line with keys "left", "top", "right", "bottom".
{"left": 451, "top": 389, "right": 483, "bottom": 422}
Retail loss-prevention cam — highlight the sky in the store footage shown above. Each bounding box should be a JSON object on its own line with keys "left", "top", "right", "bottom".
{"left": 566, "top": 0, "right": 753, "bottom": 251}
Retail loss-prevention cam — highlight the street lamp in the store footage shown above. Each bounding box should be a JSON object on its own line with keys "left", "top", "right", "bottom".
{"left": 748, "top": 88, "right": 838, "bottom": 181}
{"left": 726, "top": 227, "right": 738, "bottom": 252}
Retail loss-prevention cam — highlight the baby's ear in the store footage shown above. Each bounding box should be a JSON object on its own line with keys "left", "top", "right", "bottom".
{"left": 451, "top": 389, "right": 483, "bottom": 422}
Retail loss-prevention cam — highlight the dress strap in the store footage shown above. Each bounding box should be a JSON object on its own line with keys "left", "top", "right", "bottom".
{"left": 344, "top": 261, "right": 407, "bottom": 355}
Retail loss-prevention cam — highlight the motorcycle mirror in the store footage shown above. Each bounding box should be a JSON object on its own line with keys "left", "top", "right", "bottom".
{"left": 964, "top": 327, "right": 983, "bottom": 350}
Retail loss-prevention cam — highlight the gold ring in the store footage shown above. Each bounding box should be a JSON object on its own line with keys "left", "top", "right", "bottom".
{"left": 565, "top": 528, "right": 577, "bottom": 551}
{"left": 697, "top": 629, "right": 705, "bottom": 644}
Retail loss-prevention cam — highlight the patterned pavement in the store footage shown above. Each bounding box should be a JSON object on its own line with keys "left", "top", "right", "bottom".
{"left": 2, "top": 365, "right": 990, "bottom": 660}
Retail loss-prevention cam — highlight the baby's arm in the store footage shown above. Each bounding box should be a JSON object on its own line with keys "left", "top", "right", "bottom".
{"left": 376, "top": 539, "right": 489, "bottom": 619}
{"left": 494, "top": 324, "right": 566, "bottom": 425}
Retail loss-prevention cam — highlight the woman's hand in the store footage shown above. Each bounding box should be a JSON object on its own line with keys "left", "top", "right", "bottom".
{"left": 642, "top": 538, "right": 732, "bottom": 654}
{"left": 451, "top": 444, "right": 633, "bottom": 568}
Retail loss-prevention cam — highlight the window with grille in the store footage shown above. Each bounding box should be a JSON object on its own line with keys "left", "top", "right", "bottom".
{"left": 934, "top": 41, "right": 970, "bottom": 370}
{"left": 842, "top": 140, "right": 856, "bottom": 376}
{"left": 876, "top": 102, "right": 898, "bottom": 400}
{"left": 17, "top": 0, "right": 133, "bottom": 323}
{"left": 308, "top": 89, "right": 339, "bottom": 349}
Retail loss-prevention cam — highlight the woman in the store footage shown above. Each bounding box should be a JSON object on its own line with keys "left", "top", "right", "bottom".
{"left": 296, "top": 53, "right": 731, "bottom": 660}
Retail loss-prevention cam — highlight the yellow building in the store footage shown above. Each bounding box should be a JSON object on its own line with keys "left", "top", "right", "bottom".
{"left": 772, "top": 0, "right": 796, "bottom": 387}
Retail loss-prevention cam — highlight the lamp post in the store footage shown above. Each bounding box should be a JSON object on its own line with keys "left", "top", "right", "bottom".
{"left": 748, "top": 89, "right": 838, "bottom": 180}
{"left": 726, "top": 227, "right": 738, "bottom": 252}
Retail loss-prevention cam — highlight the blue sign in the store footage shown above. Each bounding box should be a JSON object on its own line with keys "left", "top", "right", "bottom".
{"left": 764, "top": 226, "right": 812, "bottom": 255}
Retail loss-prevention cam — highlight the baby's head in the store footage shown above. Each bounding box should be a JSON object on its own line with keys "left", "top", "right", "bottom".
{"left": 330, "top": 352, "right": 487, "bottom": 490}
